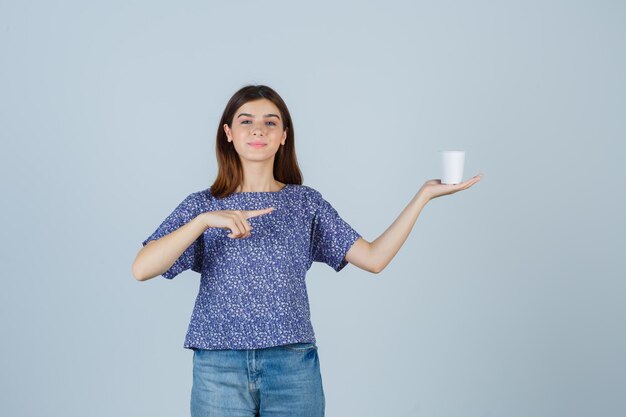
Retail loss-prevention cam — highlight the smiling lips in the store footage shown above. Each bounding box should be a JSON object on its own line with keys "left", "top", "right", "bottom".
{"left": 248, "top": 142, "right": 267, "bottom": 148}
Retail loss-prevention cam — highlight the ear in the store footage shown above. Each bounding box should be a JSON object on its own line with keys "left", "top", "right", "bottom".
{"left": 223, "top": 123, "right": 231, "bottom": 141}
{"left": 281, "top": 127, "right": 288, "bottom": 145}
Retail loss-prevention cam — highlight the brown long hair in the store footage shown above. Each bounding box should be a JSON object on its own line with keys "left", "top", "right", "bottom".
{"left": 210, "top": 85, "right": 303, "bottom": 199}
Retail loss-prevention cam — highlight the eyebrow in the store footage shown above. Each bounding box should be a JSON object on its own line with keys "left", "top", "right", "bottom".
{"left": 237, "top": 112, "right": 281, "bottom": 120}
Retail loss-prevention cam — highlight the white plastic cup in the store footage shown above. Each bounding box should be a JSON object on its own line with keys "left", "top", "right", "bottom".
{"left": 440, "top": 151, "right": 465, "bottom": 184}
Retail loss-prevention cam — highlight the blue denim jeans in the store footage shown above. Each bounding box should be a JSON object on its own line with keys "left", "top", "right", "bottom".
{"left": 191, "top": 342, "right": 325, "bottom": 417}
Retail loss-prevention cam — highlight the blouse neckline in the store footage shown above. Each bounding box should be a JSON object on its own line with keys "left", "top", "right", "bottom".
{"left": 230, "top": 183, "right": 291, "bottom": 195}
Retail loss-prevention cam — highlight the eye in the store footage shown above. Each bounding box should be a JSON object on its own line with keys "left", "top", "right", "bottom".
{"left": 240, "top": 120, "right": 276, "bottom": 126}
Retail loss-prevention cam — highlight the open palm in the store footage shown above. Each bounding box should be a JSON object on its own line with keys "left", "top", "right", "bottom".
{"left": 418, "top": 173, "right": 484, "bottom": 201}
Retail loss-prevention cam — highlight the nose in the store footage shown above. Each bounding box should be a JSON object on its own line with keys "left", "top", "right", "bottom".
{"left": 251, "top": 122, "right": 265, "bottom": 136}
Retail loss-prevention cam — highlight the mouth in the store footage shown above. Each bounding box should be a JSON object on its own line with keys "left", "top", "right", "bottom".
{"left": 248, "top": 142, "right": 267, "bottom": 148}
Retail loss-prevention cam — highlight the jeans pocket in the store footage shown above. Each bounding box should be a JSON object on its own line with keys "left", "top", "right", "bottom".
{"left": 280, "top": 342, "right": 317, "bottom": 351}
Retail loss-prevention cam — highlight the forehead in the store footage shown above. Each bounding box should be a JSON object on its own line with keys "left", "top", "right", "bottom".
{"left": 236, "top": 98, "right": 280, "bottom": 116}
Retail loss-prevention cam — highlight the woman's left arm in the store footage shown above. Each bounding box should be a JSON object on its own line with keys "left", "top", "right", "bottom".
{"left": 345, "top": 173, "right": 483, "bottom": 274}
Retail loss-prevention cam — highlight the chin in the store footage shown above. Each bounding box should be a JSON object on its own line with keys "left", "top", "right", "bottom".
{"left": 241, "top": 153, "right": 277, "bottom": 162}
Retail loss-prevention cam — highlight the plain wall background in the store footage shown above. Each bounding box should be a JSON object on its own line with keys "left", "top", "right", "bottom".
{"left": 1, "top": 1, "right": 625, "bottom": 416}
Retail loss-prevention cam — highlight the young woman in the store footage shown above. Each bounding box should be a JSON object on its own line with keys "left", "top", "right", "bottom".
{"left": 132, "top": 85, "right": 483, "bottom": 417}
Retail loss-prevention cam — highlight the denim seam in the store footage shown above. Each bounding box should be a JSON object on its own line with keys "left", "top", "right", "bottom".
{"left": 246, "top": 350, "right": 260, "bottom": 407}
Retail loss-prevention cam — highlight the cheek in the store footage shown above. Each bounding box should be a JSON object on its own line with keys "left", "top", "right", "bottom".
{"left": 232, "top": 127, "right": 250, "bottom": 138}
{"left": 231, "top": 124, "right": 244, "bottom": 133}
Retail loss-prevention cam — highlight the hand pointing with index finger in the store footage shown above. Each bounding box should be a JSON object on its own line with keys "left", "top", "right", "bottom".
{"left": 200, "top": 207, "right": 276, "bottom": 239}
{"left": 242, "top": 207, "right": 277, "bottom": 219}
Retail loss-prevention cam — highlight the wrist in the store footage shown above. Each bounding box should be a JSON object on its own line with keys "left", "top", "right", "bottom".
{"left": 196, "top": 212, "right": 211, "bottom": 229}
{"left": 415, "top": 191, "right": 431, "bottom": 205}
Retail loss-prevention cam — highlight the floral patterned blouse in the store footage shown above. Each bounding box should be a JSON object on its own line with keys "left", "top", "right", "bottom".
{"left": 142, "top": 184, "right": 361, "bottom": 350}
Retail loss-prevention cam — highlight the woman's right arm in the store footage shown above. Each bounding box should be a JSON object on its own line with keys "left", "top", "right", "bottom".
{"left": 132, "top": 214, "right": 209, "bottom": 282}
{"left": 132, "top": 207, "right": 275, "bottom": 281}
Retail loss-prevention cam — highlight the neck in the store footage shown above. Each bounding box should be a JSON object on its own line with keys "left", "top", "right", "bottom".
{"left": 237, "top": 156, "right": 283, "bottom": 192}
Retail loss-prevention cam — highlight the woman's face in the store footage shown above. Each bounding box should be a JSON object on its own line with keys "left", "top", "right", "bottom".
{"left": 223, "top": 98, "right": 287, "bottom": 163}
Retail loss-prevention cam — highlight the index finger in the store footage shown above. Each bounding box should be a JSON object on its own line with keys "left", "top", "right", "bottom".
{"left": 243, "top": 207, "right": 276, "bottom": 219}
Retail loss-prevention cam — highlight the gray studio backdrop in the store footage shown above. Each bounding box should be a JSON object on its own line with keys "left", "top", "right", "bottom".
{"left": 1, "top": 1, "right": 624, "bottom": 416}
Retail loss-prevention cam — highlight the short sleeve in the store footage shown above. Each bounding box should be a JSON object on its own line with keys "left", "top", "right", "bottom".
{"left": 142, "top": 193, "right": 204, "bottom": 279}
{"left": 310, "top": 191, "right": 361, "bottom": 272}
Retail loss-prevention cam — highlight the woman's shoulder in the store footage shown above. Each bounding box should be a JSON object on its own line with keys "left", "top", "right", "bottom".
{"left": 290, "top": 184, "right": 331, "bottom": 214}
{"left": 179, "top": 188, "right": 215, "bottom": 211}
{"left": 295, "top": 184, "right": 320, "bottom": 196}
{"left": 284, "top": 184, "right": 325, "bottom": 205}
